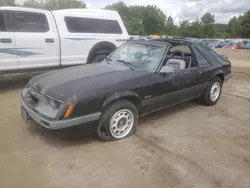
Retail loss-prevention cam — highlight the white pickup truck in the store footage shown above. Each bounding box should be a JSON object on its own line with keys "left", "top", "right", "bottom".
{"left": 0, "top": 7, "right": 129, "bottom": 77}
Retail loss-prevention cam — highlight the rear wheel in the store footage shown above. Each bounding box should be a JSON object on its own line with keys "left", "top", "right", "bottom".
{"left": 200, "top": 77, "right": 222, "bottom": 106}
{"left": 97, "top": 100, "right": 138, "bottom": 141}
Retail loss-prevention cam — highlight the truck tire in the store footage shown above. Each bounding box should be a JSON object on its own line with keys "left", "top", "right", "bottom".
{"left": 200, "top": 77, "right": 222, "bottom": 106}
{"left": 97, "top": 100, "right": 138, "bottom": 141}
{"left": 92, "top": 54, "right": 107, "bottom": 63}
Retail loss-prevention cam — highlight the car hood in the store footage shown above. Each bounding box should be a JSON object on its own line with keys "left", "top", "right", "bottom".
{"left": 30, "top": 62, "right": 150, "bottom": 101}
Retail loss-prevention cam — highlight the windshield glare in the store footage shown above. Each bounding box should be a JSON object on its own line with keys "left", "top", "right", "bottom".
{"left": 109, "top": 43, "right": 165, "bottom": 71}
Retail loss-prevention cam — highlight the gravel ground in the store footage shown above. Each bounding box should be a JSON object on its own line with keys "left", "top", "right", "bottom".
{"left": 0, "top": 72, "right": 250, "bottom": 188}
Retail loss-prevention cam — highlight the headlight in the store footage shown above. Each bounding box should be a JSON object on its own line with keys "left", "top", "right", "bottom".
{"left": 35, "top": 98, "right": 63, "bottom": 119}
{"left": 21, "top": 83, "right": 30, "bottom": 97}
{"left": 47, "top": 98, "right": 62, "bottom": 110}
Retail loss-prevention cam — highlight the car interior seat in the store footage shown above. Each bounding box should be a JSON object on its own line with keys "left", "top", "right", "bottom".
{"left": 166, "top": 59, "right": 186, "bottom": 71}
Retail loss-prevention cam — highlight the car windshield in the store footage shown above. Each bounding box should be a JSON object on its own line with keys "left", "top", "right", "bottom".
{"left": 108, "top": 42, "right": 165, "bottom": 71}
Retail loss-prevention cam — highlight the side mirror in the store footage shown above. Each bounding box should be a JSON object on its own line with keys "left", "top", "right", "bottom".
{"left": 160, "top": 66, "right": 174, "bottom": 73}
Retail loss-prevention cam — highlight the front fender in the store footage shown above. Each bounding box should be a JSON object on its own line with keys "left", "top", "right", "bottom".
{"left": 102, "top": 91, "right": 141, "bottom": 108}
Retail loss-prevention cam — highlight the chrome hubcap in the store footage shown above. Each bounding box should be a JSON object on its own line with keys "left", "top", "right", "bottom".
{"left": 210, "top": 82, "right": 221, "bottom": 101}
{"left": 110, "top": 109, "right": 134, "bottom": 139}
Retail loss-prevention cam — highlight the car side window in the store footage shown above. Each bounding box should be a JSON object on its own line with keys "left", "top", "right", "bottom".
{"left": 10, "top": 11, "right": 49, "bottom": 33}
{"left": 163, "top": 44, "right": 195, "bottom": 71}
{"left": 193, "top": 48, "right": 210, "bottom": 67}
{"left": 64, "top": 17, "right": 123, "bottom": 34}
{"left": 0, "top": 12, "right": 6, "bottom": 31}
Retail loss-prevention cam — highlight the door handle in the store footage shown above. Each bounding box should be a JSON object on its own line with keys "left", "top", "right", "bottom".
{"left": 0, "top": 38, "right": 12, "bottom": 43}
{"left": 45, "top": 38, "right": 54, "bottom": 43}
{"left": 197, "top": 71, "right": 203, "bottom": 76}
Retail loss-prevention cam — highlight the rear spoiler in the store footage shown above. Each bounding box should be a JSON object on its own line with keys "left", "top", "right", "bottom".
{"left": 219, "top": 55, "right": 231, "bottom": 64}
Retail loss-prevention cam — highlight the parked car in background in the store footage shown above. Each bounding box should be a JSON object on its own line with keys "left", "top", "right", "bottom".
{"left": 223, "top": 41, "right": 246, "bottom": 49}
{"left": 223, "top": 42, "right": 237, "bottom": 49}
{"left": 0, "top": 7, "right": 129, "bottom": 77}
{"left": 21, "top": 39, "right": 232, "bottom": 141}
{"left": 245, "top": 43, "right": 250, "bottom": 49}
{"left": 216, "top": 41, "right": 230, "bottom": 48}
{"left": 207, "top": 40, "right": 221, "bottom": 48}
{"left": 235, "top": 42, "right": 245, "bottom": 49}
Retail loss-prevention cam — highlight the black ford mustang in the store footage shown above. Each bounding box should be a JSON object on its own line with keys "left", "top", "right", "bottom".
{"left": 21, "top": 39, "right": 232, "bottom": 141}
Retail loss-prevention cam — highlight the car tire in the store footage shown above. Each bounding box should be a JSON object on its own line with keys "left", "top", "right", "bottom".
{"left": 97, "top": 100, "right": 138, "bottom": 141}
{"left": 200, "top": 77, "right": 223, "bottom": 106}
{"left": 91, "top": 54, "right": 107, "bottom": 63}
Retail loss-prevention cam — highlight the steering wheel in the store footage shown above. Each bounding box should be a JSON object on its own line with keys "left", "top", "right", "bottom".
{"left": 172, "top": 50, "right": 185, "bottom": 59}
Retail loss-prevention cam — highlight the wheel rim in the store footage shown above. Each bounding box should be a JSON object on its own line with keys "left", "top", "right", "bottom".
{"left": 210, "top": 82, "right": 221, "bottom": 102}
{"left": 109, "top": 109, "right": 134, "bottom": 139}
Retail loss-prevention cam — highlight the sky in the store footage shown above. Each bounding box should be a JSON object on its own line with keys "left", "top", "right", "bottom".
{"left": 84, "top": 0, "right": 250, "bottom": 24}
{"left": 15, "top": 0, "right": 250, "bottom": 24}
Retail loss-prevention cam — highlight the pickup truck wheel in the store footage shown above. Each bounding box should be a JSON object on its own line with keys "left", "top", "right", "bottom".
{"left": 200, "top": 77, "right": 222, "bottom": 106}
{"left": 91, "top": 54, "right": 107, "bottom": 63}
{"left": 97, "top": 100, "right": 138, "bottom": 141}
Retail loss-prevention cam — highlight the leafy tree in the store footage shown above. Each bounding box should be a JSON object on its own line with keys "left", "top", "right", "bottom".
{"left": 23, "top": 0, "right": 86, "bottom": 10}
{"left": 189, "top": 19, "right": 202, "bottom": 37}
{"left": 179, "top": 20, "right": 190, "bottom": 37}
{"left": 127, "top": 17, "right": 144, "bottom": 35}
{"left": 238, "top": 11, "right": 250, "bottom": 38}
{"left": 105, "top": 2, "right": 166, "bottom": 35}
{"left": 0, "top": 0, "right": 15, "bottom": 6}
{"left": 228, "top": 16, "right": 238, "bottom": 37}
{"left": 165, "top": 16, "right": 176, "bottom": 35}
{"left": 105, "top": 1, "right": 129, "bottom": 24}
{"left": 139, "top": 5, "right": 166, "bottom": 35}
{"left": 201, "top": 13, "right": 215, "bottom": 38}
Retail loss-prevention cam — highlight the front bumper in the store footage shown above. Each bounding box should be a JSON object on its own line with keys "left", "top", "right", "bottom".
{"left": 224, "top": 73, "right": 232, "bottom": 82}
{"left": 20, "top": 97, "right": 101, "bottom": 130}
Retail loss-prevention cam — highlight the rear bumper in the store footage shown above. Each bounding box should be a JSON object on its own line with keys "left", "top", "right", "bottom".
{"left": 21, "top": 97, "right": 101, "bottom": 130}
{"left": 224, "top": 73, "right": 232, "bottom": 82}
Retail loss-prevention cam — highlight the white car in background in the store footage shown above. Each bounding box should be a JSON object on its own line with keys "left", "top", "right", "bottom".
{"left": 0, "top": 7, "right": 129, "bottom": 77}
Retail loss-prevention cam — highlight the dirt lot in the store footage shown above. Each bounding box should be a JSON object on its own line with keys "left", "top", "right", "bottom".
{"left": 214, "top": 49, "right": 250, "bottom": 73}
{"left": 0, "top": 53, "right": 250, "bottom": 188}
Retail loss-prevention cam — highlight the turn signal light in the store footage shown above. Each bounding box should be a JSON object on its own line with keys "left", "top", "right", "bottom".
{"left": 64, "top": 104, "right": 74, "bottom": 119}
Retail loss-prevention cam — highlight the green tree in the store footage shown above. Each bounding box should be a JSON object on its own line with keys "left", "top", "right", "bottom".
{"left": 105, "top": 1, "right": 129, "bottom": 24}
{"left": 23, "top": 0, "right": 86, "bottom": 10}
{"left": 105, "top": 2, "right": 166, "bottom": 35}
{"left": 0, "top": 0, "right": 15, "bottom": 6}
{"left": 139, "top": 5, "right": 166, "bottom": 35}
{"left": 189, "top": 19, "right": 202, "bottom": 37}
{"left": 127, "top": 17, "right": 144, "bottom": 35}
{"left": 179, "top": 20, "right": 190, "bottom": 37}
{"left": 165, "top": 16, "right": 176, "bottom": 35}
{"left": 201, "top": 13, "right": 215, "bottom": 38}
{"left": 228, "top": 16, "right": 238, "bottom": 37}
{"left": 238, "top": 11, "right": 250, "bottom": 38}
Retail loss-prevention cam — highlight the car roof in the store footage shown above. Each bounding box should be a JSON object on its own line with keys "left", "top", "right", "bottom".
{"left": 152, "top": 38, "right": 194, "bottom": 45}
{"left": 127, "top": 39, "right": 171, "bottom": 47}
{"left": 0, "top": 6, "right": 51, "bottom": 13}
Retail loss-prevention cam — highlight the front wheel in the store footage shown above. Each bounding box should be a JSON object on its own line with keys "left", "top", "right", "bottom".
{"left": 200, "top": 77, "right": 223, "bottom": 106}
{"left": 97, "top": 100, "right": 138, "bottom": 141}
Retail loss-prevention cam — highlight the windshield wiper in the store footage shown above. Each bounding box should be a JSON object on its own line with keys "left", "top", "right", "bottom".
{"left": 105, "top": 57, "right": 112, "bottom": 64}
{"left": 117, "top": 60, "right": 135, "bottom": 70}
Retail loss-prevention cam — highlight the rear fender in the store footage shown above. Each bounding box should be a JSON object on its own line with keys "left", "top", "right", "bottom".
{"left": 212, "top": 69, "right": 223, "bottom": 78}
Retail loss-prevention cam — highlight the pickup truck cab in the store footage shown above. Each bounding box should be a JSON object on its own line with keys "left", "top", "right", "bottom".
{"left": 0, "top": 7, "right": 128, "bottom": 76}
